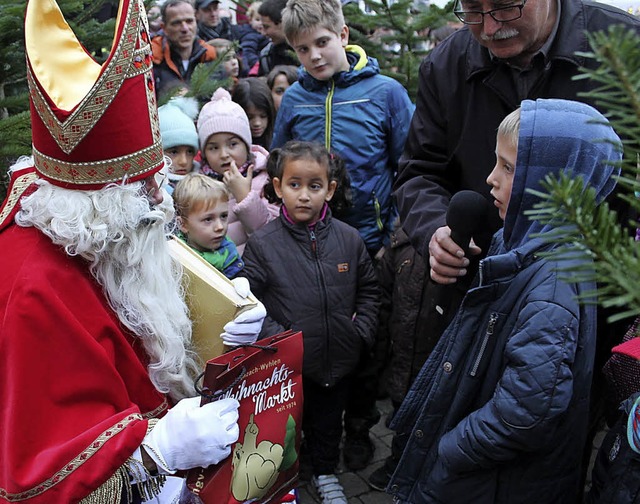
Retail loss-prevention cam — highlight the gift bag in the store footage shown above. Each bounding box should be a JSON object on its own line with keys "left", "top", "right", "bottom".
{"left": 184, "top": 331, "right": 304, "bottom": 504}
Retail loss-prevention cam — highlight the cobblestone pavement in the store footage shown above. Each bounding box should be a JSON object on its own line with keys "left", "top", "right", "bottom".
{"left": 293, "top": 397, "right": 607, "bottom": 503}
{"left": 296, "top": 398, "right": 395, "bottom": 504}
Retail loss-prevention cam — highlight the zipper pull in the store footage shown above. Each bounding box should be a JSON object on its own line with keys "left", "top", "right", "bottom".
{"left": 487, "top": 312, "right": 497, "bottom": 335}
{"left": 310, "top": 229, "right": 317, "bottom": 254}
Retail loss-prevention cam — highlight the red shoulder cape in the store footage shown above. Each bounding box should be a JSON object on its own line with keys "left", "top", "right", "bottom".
{"left": 0, "top": 224, "right": 167, "bottom": 503}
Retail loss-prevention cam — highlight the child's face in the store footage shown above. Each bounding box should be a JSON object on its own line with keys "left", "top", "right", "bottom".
{"left": 261, "top": 15, "right": 285, "bottom": 44}
{"left": 223, "top": 51, "right": 240, "bottom": 78}
{"left": 271, "top": 74, "right": 291, "bottom": 111}
{"left": 250, "top": 14, "right": 263, "bottom": 33}
{"left": 487, "top": 133, "right": 517, "bottom": 221}
{"left": 246, "top": 104, "right": 269, "bottom": 140}
{"left": 204, "top": 133, "right": 249, "bottom": 175}
{"left": 273, "top": 158, "right": 337, "bottom": 225}
{"left": 290, "top": 25, "right": 350, "bottom": 81}
{"left": 179, "top": 200, "right": 229, "bottom": 252}
{"left": 165, "top": 145, "right": 196, "bottom": 176}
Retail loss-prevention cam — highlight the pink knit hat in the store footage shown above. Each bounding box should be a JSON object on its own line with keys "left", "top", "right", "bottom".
{"left": 197, "top": 88, "right": 252, "bottom": 151}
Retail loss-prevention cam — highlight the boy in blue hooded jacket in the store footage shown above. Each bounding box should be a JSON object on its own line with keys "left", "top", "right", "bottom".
{"left": 388, "top": 99, "right": 622, "bottom": 503}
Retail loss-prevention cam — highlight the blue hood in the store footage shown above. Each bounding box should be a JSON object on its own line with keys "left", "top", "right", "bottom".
{"left": 503, "top": 98, "right": 622, "bottom": 251}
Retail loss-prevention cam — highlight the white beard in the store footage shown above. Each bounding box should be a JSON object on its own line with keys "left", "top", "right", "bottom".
{"left": 15, "top": 176, "right": 200, "bottom": 401}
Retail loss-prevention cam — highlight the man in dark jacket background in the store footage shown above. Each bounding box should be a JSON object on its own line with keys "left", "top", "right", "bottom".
{"left": 151, "top": 0, "right": 218, "bottom": 101}
{"left": 195, "top": 0, "right": 235, "bottom": 41}
{"left": 256, "top": 0, "right": 298, "bottom": 76}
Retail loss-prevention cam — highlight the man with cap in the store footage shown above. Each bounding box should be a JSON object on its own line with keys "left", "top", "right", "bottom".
{"left": 0, "top": 0, "right": 265, "bottom": 501}
{"left": 195, "top": 0, "right": 236, "bottom": 41}
{"left": 151, "top": 0, "right": 219, "bottom": 101}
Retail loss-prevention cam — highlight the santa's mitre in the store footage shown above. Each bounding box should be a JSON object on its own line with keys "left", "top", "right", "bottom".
{"left": 25, "top": 0, "right": 163, "bottom": 189}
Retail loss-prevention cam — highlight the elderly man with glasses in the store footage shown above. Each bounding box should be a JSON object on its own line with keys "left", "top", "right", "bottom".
{"left": 379, "top": 0, "right": 640, "bottom": 500}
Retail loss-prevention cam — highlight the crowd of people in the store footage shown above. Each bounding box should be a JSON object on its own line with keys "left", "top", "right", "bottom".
{"left": 4, "top": 0, "right": 640, "bottom": 502}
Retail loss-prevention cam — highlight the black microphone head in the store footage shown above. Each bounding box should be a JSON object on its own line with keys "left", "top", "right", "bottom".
{"left": 446, "top": 190, "right": 490, "bottom": 253}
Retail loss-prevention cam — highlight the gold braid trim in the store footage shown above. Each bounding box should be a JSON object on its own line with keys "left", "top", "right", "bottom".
{"left": 141, "top": 397, "right": 169, "bottom": 420}
{"left": 79, "top": 467, "right": 127, "bottom": 504}
{"left": 56, "top": 418, "right": 167, "bottom": 504}
{"left": 32, "top": 140, "right": 163, "bottom": 187}
{"left": 0, "top": 171, "right": 38, "bottom": 228}
{"left": 0, "top": 414, "right": 142, "bottom": 502}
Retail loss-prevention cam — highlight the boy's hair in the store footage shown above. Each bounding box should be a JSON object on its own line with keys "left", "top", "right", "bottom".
{"left": 161, "top": 0, "right": 193, "bottom": 23}
{"left": 498, "top": 107, "right": 521, "bottom": 148}
{"left": 282, "top": 0, "right": 345, "bottom": 44}
{"left": 264, "top": 140, "right": 352, "bottom": 216}
{"left": 246, "top": 1, "right": 262, "bottom": 20}
{"left": 266, "top": 65, "right": 298, "bottom": 89}
{"left": 258, "top": 0, "right": 287, "bottom": 23}
{"left": 231, "top": 78, "right": 276, "bottom": 147}
{"left": 173, "top": 173, "right": 230, "bottom": 218}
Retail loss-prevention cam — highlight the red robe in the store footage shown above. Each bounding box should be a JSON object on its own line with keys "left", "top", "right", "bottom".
{"left": 0, "top": 224, "right": 168, "bottom": 503}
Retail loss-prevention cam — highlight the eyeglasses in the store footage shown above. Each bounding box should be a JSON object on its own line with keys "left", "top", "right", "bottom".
{"left": 454, "top": 0, "right": 527, "bottom": 24}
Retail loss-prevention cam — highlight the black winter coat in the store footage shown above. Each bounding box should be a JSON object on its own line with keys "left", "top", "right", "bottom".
{"left": 376, "top": 227, "right": 439, "bottom": 405}
{"left": 241, "top": 210, "right": 380, "bottom": 387}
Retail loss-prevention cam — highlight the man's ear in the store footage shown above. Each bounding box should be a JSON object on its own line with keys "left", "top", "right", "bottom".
{"left": 273, "top": 177, "right": 283, "bottom": 199}
{"left": 326, "top": 180, "right": 337, "bottom": 202}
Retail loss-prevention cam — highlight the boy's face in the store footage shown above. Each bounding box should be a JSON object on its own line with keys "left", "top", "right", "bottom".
{"left": 261, "top": 15, "right": 285, "bottom": 44}
{"left": 179, "top": 200, "right": 229, "bottom": 252}
{"left": 273, "top": 158, "right": 336, "bottom": 225}
{"left": 487, "top": 132, "right": 517, "bottom": 220}
{"left": 165, "top": 145, "right": 196, "bottom": 176}
{"left": 290, "top": 25, "right": 350, "bottom": 82}
{"left": 203, "top": 133, "right": 249, "bottom": 175}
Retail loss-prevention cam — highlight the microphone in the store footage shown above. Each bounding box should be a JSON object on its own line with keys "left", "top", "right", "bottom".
{"left": 432, "top": 190, "right": 490, "bottom": 318}
{"left": 446, "top": 190, "right": 491, "bottom": 256}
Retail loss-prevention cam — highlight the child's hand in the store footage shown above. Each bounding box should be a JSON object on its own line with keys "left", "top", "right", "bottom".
{"left": 223, "top": 161, "right": 253, "bottom": 203}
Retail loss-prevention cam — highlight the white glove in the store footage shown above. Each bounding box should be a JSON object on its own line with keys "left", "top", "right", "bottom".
{"left": 141, "top": 397, "right": 239, "bottom": 474}
{"left": 221, "top": 278, "right": 267, "bottom": 346}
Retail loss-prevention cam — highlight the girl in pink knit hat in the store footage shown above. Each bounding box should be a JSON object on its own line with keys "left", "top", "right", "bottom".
{"left": 197, "top": 87, "right": 280, "bottom": 253}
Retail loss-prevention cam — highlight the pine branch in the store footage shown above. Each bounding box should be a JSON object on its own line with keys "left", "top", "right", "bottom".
{"left": 527, "top": 173, "right": 640, "bottom": 322}
{"left": 530, "top": 26, "right": 640, "bottom": 322}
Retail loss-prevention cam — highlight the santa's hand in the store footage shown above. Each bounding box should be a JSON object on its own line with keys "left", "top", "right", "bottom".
{"left": 141, "top": 397, "right": 239, "bottom": 473}
{"left": 222, "top": 302, "right": 267, "bottom": 346}
{"left": 222, "top": 278, "right": 266, "bottom": 346}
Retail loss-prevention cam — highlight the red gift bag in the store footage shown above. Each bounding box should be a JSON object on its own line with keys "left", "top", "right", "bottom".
{"left": 184, "top": 331, "right": 304, "bottom": 503}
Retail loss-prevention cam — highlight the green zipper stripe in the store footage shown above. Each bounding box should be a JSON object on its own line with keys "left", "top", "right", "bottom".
{"left": 324, "top": 81, "right": 335, "bottom": 149}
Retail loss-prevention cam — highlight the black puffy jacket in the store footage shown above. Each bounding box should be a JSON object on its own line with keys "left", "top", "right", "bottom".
{"left": 241, "top": 209, "right": 380, "bottom": 387}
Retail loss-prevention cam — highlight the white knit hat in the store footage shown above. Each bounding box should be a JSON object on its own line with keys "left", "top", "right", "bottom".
{"left": 197, "top": 88, "right": 252, "bottom": 151}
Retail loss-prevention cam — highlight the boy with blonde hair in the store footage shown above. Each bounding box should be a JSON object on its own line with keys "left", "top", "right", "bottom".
{"left": 273, "top": 0, "right": 415, "bottom": 478}
{"left": 173, "top": 173, "right": 244, "bottom": 278}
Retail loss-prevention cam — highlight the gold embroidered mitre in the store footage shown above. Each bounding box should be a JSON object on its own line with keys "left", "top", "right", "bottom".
{"left": 25, "top": 0, "right": 163, "bottom": 189}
